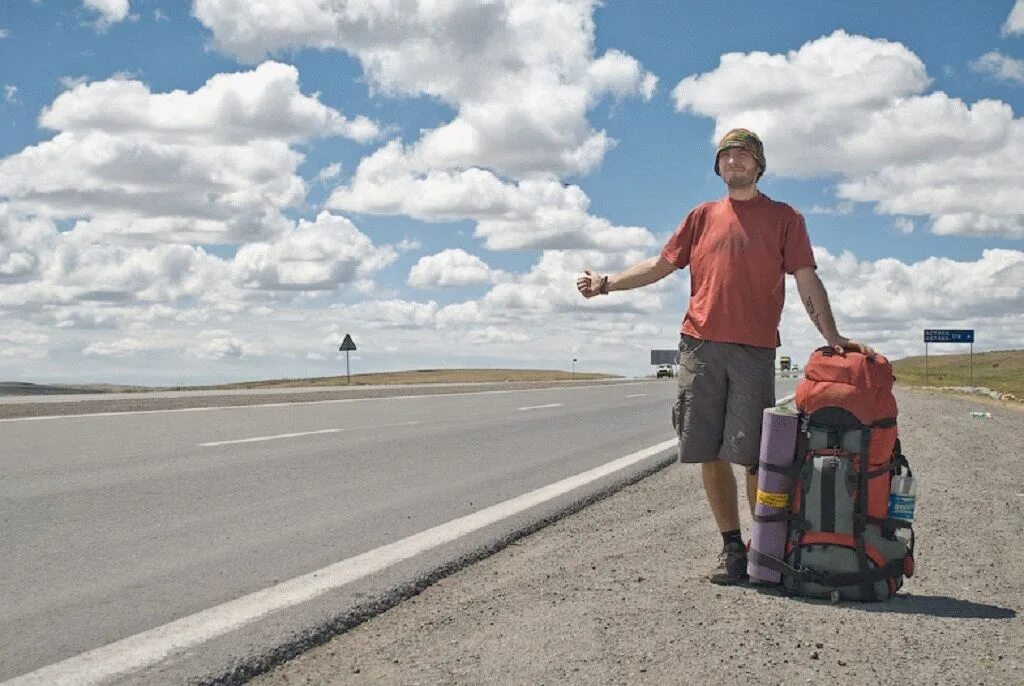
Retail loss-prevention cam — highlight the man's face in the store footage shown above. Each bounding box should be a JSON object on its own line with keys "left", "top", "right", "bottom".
{"left": 717, "top": 146, "right": 760, "bottom": 188}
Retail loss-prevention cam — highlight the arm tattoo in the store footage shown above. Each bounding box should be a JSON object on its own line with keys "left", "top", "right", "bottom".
{"left": 805, "top": 296, "right": 823, "bottom": 333}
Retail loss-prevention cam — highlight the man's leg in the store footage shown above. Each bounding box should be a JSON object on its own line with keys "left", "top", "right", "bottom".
{"left": 707, "top": 342, "right": 775, "bottom": 585}
{"left": 701, "top": 461, "right": 758, "bottom": 529}
{"left": 701, "top": 459, "right": 740, "bottom": 532}
{"left": 745, "top": 471, "right": 758, "bottom": 519}
{"left": 673, "top": 334, "right": 743, "bottom": 583}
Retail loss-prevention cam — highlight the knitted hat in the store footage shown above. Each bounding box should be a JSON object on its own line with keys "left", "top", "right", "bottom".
{"left": 714, "top": 128, "right": 766, "bottom": 179}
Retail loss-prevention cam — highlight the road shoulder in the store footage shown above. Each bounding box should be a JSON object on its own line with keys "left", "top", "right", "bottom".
{"left": 250, "top": 388, "right": 1023, "bottom": 686}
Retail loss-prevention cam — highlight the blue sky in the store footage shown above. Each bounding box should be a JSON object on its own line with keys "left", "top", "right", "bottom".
{"left": 1, "top": 0, "right": 1022, "bottom": 386}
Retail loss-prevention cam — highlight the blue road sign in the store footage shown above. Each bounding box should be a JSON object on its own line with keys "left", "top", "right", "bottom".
{"left": 924, "top": 329, "right": 974, "bottom": 343}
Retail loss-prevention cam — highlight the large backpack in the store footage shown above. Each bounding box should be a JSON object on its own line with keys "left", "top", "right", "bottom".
{"left": 765, "top": 349, "right": 915, "bottom": 601}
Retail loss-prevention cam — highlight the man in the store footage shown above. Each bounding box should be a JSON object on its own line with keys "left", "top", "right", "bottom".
{"left": 576, "top": 128, "right": 872, "bottom": 585}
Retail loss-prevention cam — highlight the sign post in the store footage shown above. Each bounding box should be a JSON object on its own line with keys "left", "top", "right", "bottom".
{"left": 339, "top": 333, "right": 357, "bottom": 384}
{"left": 923, "top": 329, "right": 975, "bottom": 386}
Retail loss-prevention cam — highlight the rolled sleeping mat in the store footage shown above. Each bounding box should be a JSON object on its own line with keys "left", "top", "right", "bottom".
{"left": 748, "top": 406, "right": 799, "bottom": 584}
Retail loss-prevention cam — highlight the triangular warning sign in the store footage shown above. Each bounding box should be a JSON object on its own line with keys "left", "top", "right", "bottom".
{"left": 339, "top": 334, "right": 357, "bottom": 351}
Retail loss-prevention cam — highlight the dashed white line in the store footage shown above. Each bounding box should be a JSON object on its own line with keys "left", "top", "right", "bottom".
{"left": 199, "top": 428, "right": 342, "bottom": 447}
{"left": 4, "top": 438, "right": 677, "bottom": 686}
{"left": 625, "top": 393, "right": 648, "bottom": 398}
{"left": 198, "top": 421, "right": 421, "bottom": 447}
{"left": 517, "top": 403, "right": 562, "bottom": 411}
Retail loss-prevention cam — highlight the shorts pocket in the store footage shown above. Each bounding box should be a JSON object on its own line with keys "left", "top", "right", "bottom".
{"left": 678, "top": 334, "right": 705, "bottom": 356}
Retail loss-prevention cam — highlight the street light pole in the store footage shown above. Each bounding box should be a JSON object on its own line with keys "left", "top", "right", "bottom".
{"left": 572, "top": 357, "right": 577, "bottom": 380}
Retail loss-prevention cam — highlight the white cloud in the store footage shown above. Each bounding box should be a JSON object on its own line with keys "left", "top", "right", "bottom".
{"left": 59, "top": 75, "right": 89, "bottom": 89}
{"left": 0, "top": 206, "right": 54, "bottom": 281}
{"left": 816, "top": 247, "right": 1023, "bottom": 327}
{"left": 154, "top": 9, "right": 168, "bottom": 21}
{"left": 196, "top": 0, "right": 657, "bottom": 249}
{"left": 773, "top": 247, "right": 1024, "bottom": 368}
{"left": 1003, "top": 0, "right": 1024, "bottom": 36}
{"left": 4, "top": 85, "right": 17, "bottom": 103}
{"left": 83, "top": 336, "right": 163, "bottom": 357}
{"left": 807, "top": 202, "right": 853, "bottom": 216}
{"left": 83, "top": 0, "right": 130, "bottom": 25}
{"left": 971, "top": 50, "right": 1024, "bottom": 84}
{"left": 892, "top": 217, "right": 915, "bottom": 234}
{"left": 0, "top": 62, "right": 379, "bottom": 245}
{"left": 187, "top": 329, "right": 249, "bottom": 359}
{"left": 232, "top": 212, "right": 396, "bottom": 291}
{"left": 672, "top": 30, "right": 1024, "bottom": 239}
{"left": 0, "top": 204, "right": 397, "bottom": 359}
{"left": 0, "top": 330, "right": 49, "bottom": 361}
{"left": 408, "top": 249, "right": 496, "bottom": 289}
{"left": 315, "top": 162, "right": 342, "bottom": 183}
{"left": 0, "top": 335, "right": 48, "bottom": 360}
{"left": 0, "top": 28, "right": 8, "bottom": 39}
{"left": 466, "top": 326, "right": 529, "bottom": 344}
{"left": 39, "top": 62, "right": 379, "bottom": 144}
{"left": 328, "top": 143, "right": 656, "bottom": 250}
{"left": 329, "top": 299, "right": 441, "bottom": 330}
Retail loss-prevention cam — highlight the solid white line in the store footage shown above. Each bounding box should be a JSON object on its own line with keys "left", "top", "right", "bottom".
{"left": 625, "top": 393, "right": 648, "bottom": 398}
{"left": 3, "top": 438, "right": 677, "bottom": 686}
{"left": 198, "top": 428, "right": 342, "bottom": 447}
{"left": 517, "top": 403, "right": 562, "bottom": 411}
{"left": 0, "top": 381, "right": 655, "bottom": 423}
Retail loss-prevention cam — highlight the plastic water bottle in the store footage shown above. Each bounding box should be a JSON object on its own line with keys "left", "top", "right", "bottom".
{"left": 889, "top": 474, "right": 916, "bottom": 544}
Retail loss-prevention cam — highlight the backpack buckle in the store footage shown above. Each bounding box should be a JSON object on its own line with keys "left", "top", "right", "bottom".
{"left": 794, "top": 565, "right": 827, "bottom": 585}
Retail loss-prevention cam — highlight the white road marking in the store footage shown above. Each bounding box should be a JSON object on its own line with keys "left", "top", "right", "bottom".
{"left": 198, "top": 428, "right": 342, "bottom": 447}
{"left": 625, "top": 393, "right": 648, "bottom": 398}
{"left": 0, "top": 381, "right": 656, "bottom": 423}
{"left": 199, "top": 421, "right": 421, "bottom": 447}
{"left": 3, "top": 438, "right": 677, "bottom": 686}
{"left": 517, "top": 403, "right": 562, "bottom": 411}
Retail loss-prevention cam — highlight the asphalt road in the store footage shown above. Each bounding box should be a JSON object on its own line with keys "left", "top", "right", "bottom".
{"left": 1, "top": 376, "right": 798, "bottom": 684}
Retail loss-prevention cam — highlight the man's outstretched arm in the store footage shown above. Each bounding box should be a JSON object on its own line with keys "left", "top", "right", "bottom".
{"left": 793, "top": 267, "right": 874, "bottom": 355}
{"left": 576, "top": 256, "right": 676, "bottom": 299}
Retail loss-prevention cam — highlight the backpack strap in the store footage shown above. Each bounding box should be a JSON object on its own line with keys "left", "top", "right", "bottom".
{"left": 749, "top": 550, "right": 906, "bottom": 588}
{"left": 852, "top": 427, "right": 876, "bottom": 600}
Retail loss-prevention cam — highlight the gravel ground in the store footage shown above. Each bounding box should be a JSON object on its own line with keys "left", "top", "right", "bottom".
{"left": 249, "top": 388, "right": 1023, "bottom": 686}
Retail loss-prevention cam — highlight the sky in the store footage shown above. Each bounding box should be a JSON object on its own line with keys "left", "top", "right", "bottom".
{"left": 1, "top": 0, "right": 1022, "bottom": 386}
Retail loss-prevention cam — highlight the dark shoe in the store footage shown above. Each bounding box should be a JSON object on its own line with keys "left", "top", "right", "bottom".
{"left": 709, "top": 541, "right": 749, "bottom": 585}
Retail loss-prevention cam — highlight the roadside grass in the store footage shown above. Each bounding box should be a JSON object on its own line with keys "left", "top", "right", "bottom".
{"left": 892, "top": 349, "right": 1023, "bottom": 398}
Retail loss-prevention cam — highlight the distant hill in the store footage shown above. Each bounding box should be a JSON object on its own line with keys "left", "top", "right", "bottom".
{"left": 891, "top": 349, "right": 1023, "bottom": 398}
{"left": 0, "top": 382, "right": 151, "bottom": 396}
{"left": 197, "top": 368, "right": 618, "bottom": 389}
{"left": 1, "top": 369, "right": 618, "bottom": 395}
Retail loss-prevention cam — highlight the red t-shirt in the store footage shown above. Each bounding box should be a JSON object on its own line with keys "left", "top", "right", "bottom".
{"left": 660, "top": 193, "right": 816, "bottom": 349}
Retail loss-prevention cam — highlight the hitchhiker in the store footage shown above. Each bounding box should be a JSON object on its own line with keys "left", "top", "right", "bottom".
{"left": 576, "top": 128, "right": 873, "bottom": 584}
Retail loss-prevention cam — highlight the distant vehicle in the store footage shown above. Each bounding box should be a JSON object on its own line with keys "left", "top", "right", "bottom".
{"left": 779, "top": 355, "right": 792, "bottom": 372}
{"left": 656, "top": 364, "right": 674, "bottom": 378}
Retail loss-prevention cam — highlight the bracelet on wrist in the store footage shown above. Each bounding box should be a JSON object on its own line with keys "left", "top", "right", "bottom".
{"left": 599, "top": 275, "right": 610, "bottom": 294}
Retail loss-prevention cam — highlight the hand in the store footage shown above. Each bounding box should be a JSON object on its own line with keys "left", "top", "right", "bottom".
{"left": 826, "top": 335, "right": 875, "bottom": 356}
{"left": 576, "top": 270, "right": 604, "bottom": 299}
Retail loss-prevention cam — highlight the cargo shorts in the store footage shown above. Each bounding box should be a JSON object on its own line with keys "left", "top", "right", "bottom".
{"left": 671, "top": 334, "right": 775, "bottom": 468}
